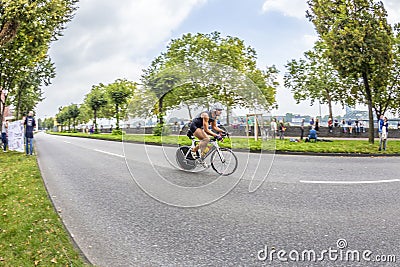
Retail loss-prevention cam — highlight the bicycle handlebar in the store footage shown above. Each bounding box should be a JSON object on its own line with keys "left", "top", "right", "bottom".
{"left": 212, "top": 132, "right": 230, "bottom": 142}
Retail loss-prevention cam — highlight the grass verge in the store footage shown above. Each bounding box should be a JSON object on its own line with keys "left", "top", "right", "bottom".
{"left": 49, "top": 131, "right": 400, "bottom": 155}
{"left": 0, "top": 151, "right": 90, "bottom": 266}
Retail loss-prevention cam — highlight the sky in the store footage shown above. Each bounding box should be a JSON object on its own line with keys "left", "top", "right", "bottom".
{"left": 36, "top": 0, "right": 400, "bottom": 119}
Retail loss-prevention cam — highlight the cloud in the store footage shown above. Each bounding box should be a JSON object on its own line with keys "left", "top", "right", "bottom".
{"left": 383, "top": 0, "right": 400, "bottom": 24}
{"left": 302, "top": 34, "right": 318, "bottom": 48}
{"left": 261, "top": 0, "right": 399, "bottom": 24}
{"left": 261, "top": 0, "right": 307, "bottom": 19}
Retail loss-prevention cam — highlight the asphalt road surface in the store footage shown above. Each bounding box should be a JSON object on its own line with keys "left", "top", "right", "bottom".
{"left": 35, "top": 132, "right": 400, "bottom": 266}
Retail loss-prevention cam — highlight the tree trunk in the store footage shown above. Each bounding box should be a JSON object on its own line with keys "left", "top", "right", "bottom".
{"left": 0, "top": 95, "right": 5, "bottom": 130}
{"left": 326, "top": 92, "right": 333, "bottom": 119}
{"left": 0, "top": 20, "right": 19, "bottom": 46}
{"left": 116, "top": 104, "right": 120, "bottom": 130}
{"left": 158, "top": 96, "right": 164, "bottom": 124}
{"left": 362, "top": 72, "right": 374, "bottom": 144}
{"left": 94, "top": 109, "right": 97, "bottom": 132}
{"left": 226, "top": 105, "right": 230, "bottom": 125}
{"left": 186, "top": 103, "right": 192, "bottom": 119}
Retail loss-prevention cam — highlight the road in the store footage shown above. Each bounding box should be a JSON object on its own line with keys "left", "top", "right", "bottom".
{"left": 35, "top": 132, "right": 400, "bottom": 266}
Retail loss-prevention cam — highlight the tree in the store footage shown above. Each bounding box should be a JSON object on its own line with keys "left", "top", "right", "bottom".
{"left": 67, "top": 104, "right": 80, "bottom": 131}
{"left": 141, "top": 32, "right": 278, "bottom": 125}
{"left": 380, "top": 24, "right": 400, "bottom": 116}
{"left": 0, "top": 0, "right": 78, "bottom": 125}
{"left": 84, "top": 84, "right": 108, "bottom": 133}
{"left": 307, "top": 0, "right": 393, "bottom": 143}
{"left": 105, "top": 79, "right": 135, "bottom": 130}
{"left": 285, "top": 40, "right": 355, "bottom": 119}
{"left": 12, "top": 56, "right": 55, "bottom": 119}
{"left": 0, "top": 0, "right": 78, "bottom": 47}
{"left": 43, "top": 117, "right": 55, "bottom": 131}
{"left": 56, "top": 106, "right": 68, "bottom": 132}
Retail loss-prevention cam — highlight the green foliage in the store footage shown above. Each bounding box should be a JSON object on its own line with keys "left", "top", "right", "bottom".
{"left": 285, "top": 40, "right": 356, "bottom": 119}
{"left": 55, "top": 104, "right": 80, "bottom": 131}
{"left": 84, "top": 84, "right": 108, "bottom": 132}
{"left": 141, "top": 31, "right": 279, "bottom": 124}
{"left": 105, "top": 79, "right": 136, "bottom": 130}
{"left": 111, "top": 129, "right": 123, "bottom": 135}
{"left": 0, "top": 0, "right": 78, "bottom": 122}
{"left": 45, "top": 117, "right": 55, "bottom": 129}
{"left": 152, "top": 123, "right": 171, "bottom": 136}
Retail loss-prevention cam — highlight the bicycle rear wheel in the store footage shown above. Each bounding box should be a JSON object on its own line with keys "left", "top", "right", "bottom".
{"left": 176, "top": 146, "right": 197, "bottom": 170}
{"left": 210, "top": 148, "right": 238, "bottom": 176}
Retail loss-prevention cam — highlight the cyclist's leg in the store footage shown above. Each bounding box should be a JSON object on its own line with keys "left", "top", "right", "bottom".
{"left": 192, "top": 128, "right": 209, "bottom": 154}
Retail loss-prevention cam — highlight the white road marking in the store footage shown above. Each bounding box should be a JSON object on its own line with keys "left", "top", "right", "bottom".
{"left": 94, "top": 149, "right": 125, "bottom": 158}
{"left": 63, "top": 141, "right": 72, "bottom": 144}
{"left": 299, "top": 179, "right": 400, "bottom": 185}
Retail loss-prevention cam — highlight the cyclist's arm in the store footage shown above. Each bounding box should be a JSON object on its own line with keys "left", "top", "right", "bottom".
{"left": 201, "top": 113, "right": 217, "bottom": 137}
{"left": 211, "top": 120, "right": 225, "bottom": 134}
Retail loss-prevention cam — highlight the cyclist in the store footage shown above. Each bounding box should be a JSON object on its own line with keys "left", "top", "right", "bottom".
{"left": 190, "top": 103, "right": 226, "bottom": 158}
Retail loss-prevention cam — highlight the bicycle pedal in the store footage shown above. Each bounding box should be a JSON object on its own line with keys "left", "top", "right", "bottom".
{"left": 197, "top": 159, "right": 208, "bottom": 168}
{"left": 190, "top": 151, "right": 200, "bottom": 159}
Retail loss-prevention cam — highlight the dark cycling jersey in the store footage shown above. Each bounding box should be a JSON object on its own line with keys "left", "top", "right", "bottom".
{"left": 190, "top": 110, "right": 216, "bottom": 132}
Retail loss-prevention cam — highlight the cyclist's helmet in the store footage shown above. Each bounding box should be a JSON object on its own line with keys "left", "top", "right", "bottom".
{"left": 211, "top": 103, "right": 224, "bottom": 111}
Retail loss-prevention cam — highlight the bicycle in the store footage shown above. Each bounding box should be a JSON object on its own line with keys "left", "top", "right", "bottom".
{"left": 176, "top": 130, "right": 238, "bottom": 176}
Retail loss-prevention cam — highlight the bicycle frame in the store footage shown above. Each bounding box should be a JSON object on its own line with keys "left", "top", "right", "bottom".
{"left": 176, "top": 132, "right": 237, "bottom": 175}
{"left": 186, "top": 136, "right": 226, "bottom": 163}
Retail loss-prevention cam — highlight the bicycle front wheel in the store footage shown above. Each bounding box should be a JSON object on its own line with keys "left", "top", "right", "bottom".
{"left": 210, "top": 148, "right": 238, "bottom": 176}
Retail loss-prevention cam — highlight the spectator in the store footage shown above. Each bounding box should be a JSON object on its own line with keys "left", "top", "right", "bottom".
{"left": 278, "top": 121, "right": 286, "bottom": 140}
{"left": 270, "top": 118, "right": 278, "bottom": 139}
{"left": 347, "top": 118, "right": 353, "bottom": 134}
{"left": 379, "top": 117, "right": 389, "bottom": 151}
{"left": 341, "top": 119, "right": 347, "bottom": 133}
{"left": 24, "top": 111, "right": 36, "bottom": 155}
{"left": 309, "top": 118, "right": 315, "bottom": 129}
{"left": 355, "top": 119, "right": 360, "bottom": 134}
{"left": 306, "top": 126, "right": 318, "bottom": 142}
{"left": 377, "top": 114, "right": 384, "bottom": 144}
{"left": 1, "top": 119, "right": 8, "bottom": 152}
{"left": 334, "top": 118, "right": 339, "bottom": 128}
{"left": 300, "top": 118, "right": 305, "bottom": 140}
{"left": 328, "top": 118, "right": 333, "bottom": 133}
{"left": 89, "top": 125, "right": 94, "bottom": 134}
{"left": 315, "top": 118, "right": 320, "bottom": 132}
{"left": 239, "top": 117, "right": 245, "bottom": 132}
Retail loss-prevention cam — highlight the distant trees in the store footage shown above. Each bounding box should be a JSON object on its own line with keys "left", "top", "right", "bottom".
{"left": 105, "top": 79, "right": 136, "bottom": 130}
{"left": 56, "top": 104, "right": 80, "bottom": 132}
{"left": 55, "top": 79, "right": 137, "bottom": 133}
